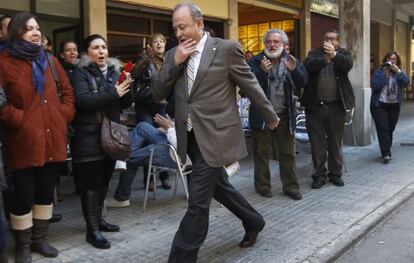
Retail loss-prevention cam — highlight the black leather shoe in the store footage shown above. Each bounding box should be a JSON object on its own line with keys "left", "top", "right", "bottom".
{"left": 161, "top": 179, "right": 172, "bottom": 190}
{"left": 311, "top": 175, "right": 327, "bottom": 189}
{"left": 49, "top": 213, "right": 62, "bottom": 223}
{"left": 99, "top": 219, "right": 120, "bottom": 232}
{"left": 239, "top": 231, "right": 260, "bottom": 248}
{"left": 284, "top": 191, "right": 303, "bottom": 200}
{"left": 383, "top": 155, "right": 391, "bottom": 164}
{"left": 257, "top": 189, "right": 273, "bottom": 198}
{"left": 86, "top": 230, "right": 111, "bottom": 249}
{"left": 329, "top": 176, "right": 344, "bottom": 186}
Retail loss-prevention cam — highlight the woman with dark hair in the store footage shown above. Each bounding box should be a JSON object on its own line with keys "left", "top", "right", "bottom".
{"left": 59, "top": 40, "right": 79, "bottom": 79}
{"left": 0, "top": 12, "right": 75, "bottom": 262}
{"left": 371, "top": 51, "right": 409, "bottom": 163}
{"left": 70, "top": 34, "right": 132, "bottom": 249}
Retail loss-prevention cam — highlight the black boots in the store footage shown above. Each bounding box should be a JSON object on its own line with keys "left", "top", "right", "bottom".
{"left": 14, "top": 229, "right": 32, "bottom": 263}
{"left": 81, "top": 190, "right": 110, "bottom": 249}
{"left": 311, "top": 175, "right": 326, "bottom": 189}
{"left": 31, "top": 219, "right": 58, "bottom": 257}
{"left": 98, "top": 189, "right": 119, "bottom": 233}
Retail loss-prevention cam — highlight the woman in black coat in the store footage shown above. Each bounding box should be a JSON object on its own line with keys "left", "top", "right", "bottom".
{"left": 70, "top": 34, "right": 132, "bottom": 249}
{"left": 58, "top": 40, "right": 79, "bottom": 79}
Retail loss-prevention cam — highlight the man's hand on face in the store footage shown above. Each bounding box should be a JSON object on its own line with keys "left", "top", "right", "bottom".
{"left": 260, "top": 56, "right": 272, "bottom": 73}
{"left": 282, "top": 54, "right": 297, "bottom": 71}
{"left": 174, "top": 38, "right": 198, "bottom": 66}
{"left": 323, "top": 41, "right": 336, "bottom": 59}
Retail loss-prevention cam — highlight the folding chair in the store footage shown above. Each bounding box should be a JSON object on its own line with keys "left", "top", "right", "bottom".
{"left": 295, "top": 112, "right": 309, "bottom": 144}
{"left": 342, "top": 108, "right": 356, "bottom": 172}
{"left": 143, "top": 143, "right": 191, "bottom": 212}
{"left": 344, "top": 108, "right": 356, "bottom": 146}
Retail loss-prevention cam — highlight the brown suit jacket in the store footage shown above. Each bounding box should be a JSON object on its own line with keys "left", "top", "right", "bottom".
{"left": 152, "top": 36, "right": 277, "bottom": 167}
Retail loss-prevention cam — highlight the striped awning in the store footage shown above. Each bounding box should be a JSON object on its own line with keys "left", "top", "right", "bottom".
{"left": 310, "top": 0, "right": 338, "bottom": 18}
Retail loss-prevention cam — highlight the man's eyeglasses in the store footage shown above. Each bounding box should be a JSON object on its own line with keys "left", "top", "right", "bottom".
{"left": 324, "top": 37, "right": 338, "bottom": 42}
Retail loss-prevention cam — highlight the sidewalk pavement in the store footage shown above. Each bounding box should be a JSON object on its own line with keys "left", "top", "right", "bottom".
{"left": 3, "top": 102, "right": 414, "bottom": 263}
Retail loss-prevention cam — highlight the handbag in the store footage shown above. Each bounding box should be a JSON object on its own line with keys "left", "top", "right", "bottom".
{"left": 86, "top": 72, "right": 131, "bottom": 160}
{"left": 100, "top": 113, "right": 131, "bottom": 160}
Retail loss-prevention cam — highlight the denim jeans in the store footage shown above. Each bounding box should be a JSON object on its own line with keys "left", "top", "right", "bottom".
{"left": 114, "top": 122, "right": 175, "bottom": 201}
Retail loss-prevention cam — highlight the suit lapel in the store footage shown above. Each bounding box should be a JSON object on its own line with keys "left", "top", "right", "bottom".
{"left": 189, "top": 37, "right": 218, "bottom": 98}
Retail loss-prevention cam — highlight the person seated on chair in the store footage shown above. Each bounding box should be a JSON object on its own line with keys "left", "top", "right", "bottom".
{"left": 106, "top": 114, "right": 189, "bottom": 208}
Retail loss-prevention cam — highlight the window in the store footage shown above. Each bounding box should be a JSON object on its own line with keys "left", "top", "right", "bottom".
{"left": 36, "top": 0, "right": 80, "bottom": 18}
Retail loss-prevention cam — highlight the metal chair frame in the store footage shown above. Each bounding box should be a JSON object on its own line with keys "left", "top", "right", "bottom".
{"left": 143, "top": 143, "right": 190, "bottom": 212}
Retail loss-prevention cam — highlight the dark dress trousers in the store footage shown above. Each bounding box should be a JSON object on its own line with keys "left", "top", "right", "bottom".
{"left": 152, "top": 36, "right": 278, "bottom": 263}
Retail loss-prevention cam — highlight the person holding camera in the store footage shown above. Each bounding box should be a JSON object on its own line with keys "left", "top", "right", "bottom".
{"left": 371, "top": 51, "right": 409, "bottom": 163}
{"left": 302, "top": 29, "right": 355, "bottom": 189}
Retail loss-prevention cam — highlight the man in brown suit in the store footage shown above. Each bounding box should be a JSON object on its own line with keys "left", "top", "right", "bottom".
{"left": 152, "top": 3, "right": 279, "bottom": 263}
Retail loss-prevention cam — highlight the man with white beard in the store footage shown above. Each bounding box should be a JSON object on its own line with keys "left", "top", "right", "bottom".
{"left": 248, "top": 29, "right": 308, "bottom": 200}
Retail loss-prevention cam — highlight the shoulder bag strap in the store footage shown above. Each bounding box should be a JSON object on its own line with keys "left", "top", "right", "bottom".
{"left": 84, "top": 70, "right": 104, "bottom": 123}
{"left": 45, "top": 52, "right": 62, "bottom": 100}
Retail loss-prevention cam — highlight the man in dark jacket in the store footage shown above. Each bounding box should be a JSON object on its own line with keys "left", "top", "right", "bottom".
{"left": 249, "top": 29, "right": 308, "bottom": 200}
{"left": 301, "top": 29, "right": 355, "bottom": 189}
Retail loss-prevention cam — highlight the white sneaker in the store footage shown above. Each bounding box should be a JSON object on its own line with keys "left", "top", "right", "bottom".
{"left": 114, "top": 161, "right": 127, "bottom": 173}
{"left": 105, "top": 198, "right": 130, "bottom": 208}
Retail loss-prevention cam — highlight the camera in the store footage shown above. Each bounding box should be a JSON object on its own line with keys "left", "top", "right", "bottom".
{"left": 383, "top": 61, "right": 392, "bottom": 68}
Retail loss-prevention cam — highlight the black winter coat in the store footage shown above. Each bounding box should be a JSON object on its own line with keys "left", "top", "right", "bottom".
{"left": 301, "top": 48, "right": 355, "bottom": 112}
{"left": 132, "top": 55, "right": 167, "bottom": 124}
{"left": 248, "top": 51, "right": 308, "bottom": 133}
{"left": 70, "top": 56, "right": 132, "bottom": 163}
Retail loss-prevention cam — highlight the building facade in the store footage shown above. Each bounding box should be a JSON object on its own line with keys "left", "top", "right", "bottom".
{"left": 1, "top": 0, "right": 414, "bottom": 146}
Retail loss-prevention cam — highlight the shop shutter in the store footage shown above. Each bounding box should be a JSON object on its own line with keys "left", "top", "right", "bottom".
{"left": 311, "top": 12, "right": 338, "bottom": 49}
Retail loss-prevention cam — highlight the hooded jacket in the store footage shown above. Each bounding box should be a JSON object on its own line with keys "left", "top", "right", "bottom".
{"left": 69, "top": 56, "right": 132, "bottom": 163}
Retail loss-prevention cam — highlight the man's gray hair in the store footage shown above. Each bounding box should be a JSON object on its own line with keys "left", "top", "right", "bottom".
{"left": 174, "top": 2, "right": 203, "bottom": 22}
{"left": 263, "top": 29, "right": 289, "bottom": 45}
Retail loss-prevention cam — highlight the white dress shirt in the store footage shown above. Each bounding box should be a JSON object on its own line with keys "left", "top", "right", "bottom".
{"left": 190, "top": 32, "right": 207, "bottom": 79}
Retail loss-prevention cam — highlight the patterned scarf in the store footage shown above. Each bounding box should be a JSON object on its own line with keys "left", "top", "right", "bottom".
{"left": 5, "top": 40, "right": 48, "bottom": 98}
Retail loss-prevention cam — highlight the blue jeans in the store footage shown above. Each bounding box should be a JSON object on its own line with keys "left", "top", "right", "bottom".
{"left": 114, "top": 122, "right": 175, "bottom": 201}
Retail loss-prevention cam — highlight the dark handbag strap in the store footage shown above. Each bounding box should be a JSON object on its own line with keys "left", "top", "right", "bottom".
{"left": 84, "top": 70, "right": 104, "bottom": 123}
{"left": 45, "top": 52, "right": 62, "bottom": 99}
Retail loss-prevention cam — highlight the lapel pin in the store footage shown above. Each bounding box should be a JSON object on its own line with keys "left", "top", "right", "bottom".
{"left": 212, "top": 47, "right": 217, "bottom": 51}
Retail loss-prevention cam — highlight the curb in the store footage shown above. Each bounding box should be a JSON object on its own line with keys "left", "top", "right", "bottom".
{"left": 304, "top": 182, "right": 414, "bottom": 263}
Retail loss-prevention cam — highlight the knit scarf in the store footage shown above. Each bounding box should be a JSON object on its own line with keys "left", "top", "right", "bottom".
{"left": 5, "top": 40, "right": 48, "bottom": 98}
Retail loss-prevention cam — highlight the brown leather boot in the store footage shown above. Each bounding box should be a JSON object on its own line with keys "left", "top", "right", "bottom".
{"left": 14, "top": 229, "right": 32, "bottom": 263}
{"left": 11, "top": 212, "right": 33, "bottom": 263}
{"left": 31, "top": 219, "right": 58, "bottom": 257}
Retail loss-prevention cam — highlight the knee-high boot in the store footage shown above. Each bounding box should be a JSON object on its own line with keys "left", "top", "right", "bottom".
{"left": 31, "top": 204, "right": 58, "bottom": 258}
{"left": 10, "top": 212, "right": 32, "bottom": 263}
{"left": 97, "top": 187, "right": 119, "bottom": 232}
{"left": 81, "top": 190, "right": 110, "bottom": 249}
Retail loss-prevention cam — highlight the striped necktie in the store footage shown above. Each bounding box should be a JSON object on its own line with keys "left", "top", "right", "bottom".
{"left": 186, "top": 53, "right": 197, "bottom": 131}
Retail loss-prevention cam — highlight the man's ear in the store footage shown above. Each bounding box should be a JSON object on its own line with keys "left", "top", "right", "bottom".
{"left": 197, "top": 19, "right": 204, "bottom": 32}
